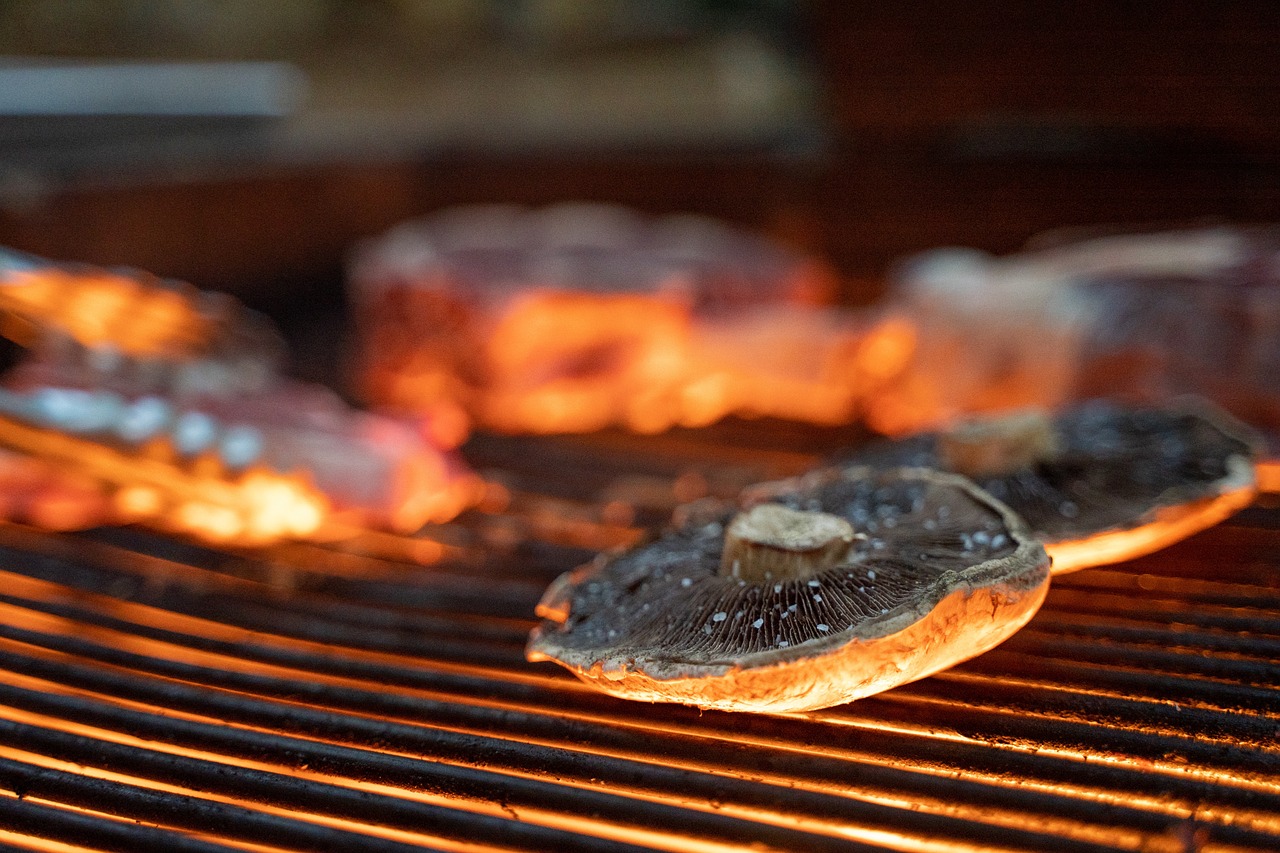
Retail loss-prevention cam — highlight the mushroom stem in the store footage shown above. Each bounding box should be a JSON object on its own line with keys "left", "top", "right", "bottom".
{"left": 720, "top": 503, "right": 856, "bottom": 583}
{"left": 938, "top": 408, "right": 1061, "bottom": 479}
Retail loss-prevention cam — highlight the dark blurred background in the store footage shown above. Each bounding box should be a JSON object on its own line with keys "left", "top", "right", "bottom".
{"left": 1, "top": 0, "right": 1278, "bottom": 380}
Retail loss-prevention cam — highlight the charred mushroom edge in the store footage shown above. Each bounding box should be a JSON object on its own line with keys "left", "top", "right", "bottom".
{"left": 1041, "top": 398, "right": 1260, "bottom": 572}
{"left": 849, "top": 397, "right": 1263, "bottom": 574}
{"left": 527, "top": 467, "right": 1051, "bottom": 713}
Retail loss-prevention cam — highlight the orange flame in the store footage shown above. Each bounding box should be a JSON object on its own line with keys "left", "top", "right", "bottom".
{"left": 0, "top": 267, "right": 214, "bottom": 359}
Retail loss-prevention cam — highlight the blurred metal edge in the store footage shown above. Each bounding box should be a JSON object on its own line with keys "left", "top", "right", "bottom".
{"left": 0, "top": 59, "right": 309, "bottom": 117}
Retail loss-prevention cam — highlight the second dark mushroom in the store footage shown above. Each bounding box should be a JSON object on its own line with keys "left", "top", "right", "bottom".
{"left": 844, "top": 398, "right": 1260, "bottom": 572}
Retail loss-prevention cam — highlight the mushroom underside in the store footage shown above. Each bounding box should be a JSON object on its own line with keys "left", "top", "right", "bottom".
{"left": 527, "top": 468, "right": 1050, "bottom": 712}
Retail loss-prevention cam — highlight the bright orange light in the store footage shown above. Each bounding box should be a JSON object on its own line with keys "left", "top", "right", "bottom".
{"left": 0, "top": 412, "right": 332, "bottom": 544}
{"left": 1258, "top": 459, "right": 1280, "bottom": 494}
{"left": 476, "top": 290, "right": 692, "bottom": 434}
{"left": 114, "top": 484, "right": 164, "bottom": 519}
{"left": 0, "top": 268, "right": 212, "bottom": 358}
{"left": 0, "top": 251, "right": 480, "bottom": 543}
{"left": 0, "top": 828, "right": 107, "bottom": 853}
{"left": 1045, "top": 472, "right": 1258, "bottom": 573}
{"left": 0, "top": 405, "right": 488, "bottom": 545}
{"left": 356, "top": 280, "right": 900, "bottom": 437}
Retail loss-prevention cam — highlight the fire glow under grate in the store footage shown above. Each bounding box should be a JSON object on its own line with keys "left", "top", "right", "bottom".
{"left": 0, "top": 421, "right": 1275, "bottom": 853}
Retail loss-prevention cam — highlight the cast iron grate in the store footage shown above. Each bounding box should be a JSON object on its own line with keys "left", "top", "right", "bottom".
{"left": 0, "top": 422, "right": 1276, "bottom": 853}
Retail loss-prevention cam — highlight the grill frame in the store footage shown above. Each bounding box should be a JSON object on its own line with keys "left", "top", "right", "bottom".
{"left": 0, "top": 423, "right": 1276, "bottom": 853}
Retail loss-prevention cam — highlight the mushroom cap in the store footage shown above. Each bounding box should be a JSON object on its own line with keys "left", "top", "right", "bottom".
{"left": 527, "top": 467, "right": 1049, "bottom": 713}
{"left": 848, "top": 398, "right": 1260, "bottom": 573}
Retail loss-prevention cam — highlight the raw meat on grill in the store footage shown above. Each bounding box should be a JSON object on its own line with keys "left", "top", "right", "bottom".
{"left": 0, "top": 247, "right": 475, "bottom": 543}
{"left": 346, "top": 203, "right": 877, "bottom": 435}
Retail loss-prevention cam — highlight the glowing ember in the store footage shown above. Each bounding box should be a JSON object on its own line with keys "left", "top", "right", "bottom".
{"left": 348, "top": 203, "right": 889, "bottom": 436}
{"left": 0, "top": 257, "right": 211, "bottom": 357}
{"left": 0, "top": 248, "right": 476, "bottom": 543}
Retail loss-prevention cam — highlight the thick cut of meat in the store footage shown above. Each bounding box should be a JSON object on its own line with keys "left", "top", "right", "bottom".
{"left": 869, "top": 226, "right": 1280, "bottom": 438}
{"left": 347, "top": 203, "right": 872, "bottom": 435}
{"left": 0, "top": 248, "right": 475, "bottom": 543}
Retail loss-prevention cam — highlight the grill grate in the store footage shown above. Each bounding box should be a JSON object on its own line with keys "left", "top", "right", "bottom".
{"left": 0, "top": 423, "right": 1276, "bottom": 853}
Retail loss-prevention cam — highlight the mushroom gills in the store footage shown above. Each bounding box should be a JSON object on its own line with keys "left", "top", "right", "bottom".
{"left": 527, "top": 466, "right": 1050, "bottom": 713}
{"left": 846, "top": 398, "right": 1261, "bottom": 573}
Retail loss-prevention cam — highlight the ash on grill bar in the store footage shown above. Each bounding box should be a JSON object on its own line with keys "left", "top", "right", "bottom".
{"left": 1, "top": 3, "right": 1279, "bottom": 851}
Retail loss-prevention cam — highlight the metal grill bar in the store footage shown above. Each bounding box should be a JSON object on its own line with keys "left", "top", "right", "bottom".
{"left": 0, "top": 719, "right": 641, "bottom": 853}
{"left": 0, "top": 666, "right": 1140, "bottom": 853}
{"left": 0, "top": 793, "right": 252, "bottom": 853}
{"left": 0, "top": 425, "right": 1276, "bottom": 852}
